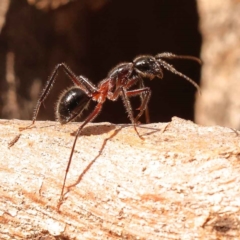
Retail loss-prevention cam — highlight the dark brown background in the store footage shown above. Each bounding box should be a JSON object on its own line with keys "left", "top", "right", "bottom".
{"left": 0, "top": 0, "right": 201, "bottom": 124}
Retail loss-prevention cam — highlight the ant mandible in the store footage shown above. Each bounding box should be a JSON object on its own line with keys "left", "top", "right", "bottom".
{"left": 19, "top": 52, "right": 201, "bottom": 205}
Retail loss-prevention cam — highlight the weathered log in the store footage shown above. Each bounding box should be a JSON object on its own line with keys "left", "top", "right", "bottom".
{"left": 0, "top": 117, "right": 240, "bottom": 239}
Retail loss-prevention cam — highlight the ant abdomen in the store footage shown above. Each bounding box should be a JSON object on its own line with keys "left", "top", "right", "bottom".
{"left": 56, "top": 87, "right": 92, "bottom": 124}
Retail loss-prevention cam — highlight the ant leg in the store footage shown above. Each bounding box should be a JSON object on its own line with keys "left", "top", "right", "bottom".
{"left": 120, "top": 88, "right": 144, "bottom": 140}
{"left": 138, "top": 78, "right": 150, "bottom": 123}
{"left": 155, "top": 52, "right": 202, "bottom": 64}
{"left": 144, "top": 104, "right": 150, "bottom": 124}
{"left": 126, "top": 87, "right": 151, "bottom": 123}
{"left": 20, "top": 63, "right": 97, "bottom": 131}
{"left": 109, "top": 77, "right": 151, "bottom": 125}
{"left": 107, "top": 78, "right": 146, "bottom": 136}
{"left": 59, "top": 102, "right": 103, "bottom": 204}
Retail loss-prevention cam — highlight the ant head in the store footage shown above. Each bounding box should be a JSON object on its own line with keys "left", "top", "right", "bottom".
{"left": 56, "top": 87, "right": 93, "bottom": 124}
{"left": 133, "top": 55, "right": 163, "bottom": 80}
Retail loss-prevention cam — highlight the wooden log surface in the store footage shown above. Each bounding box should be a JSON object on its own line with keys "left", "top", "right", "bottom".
{"left": 0, "top": 117, "right": 240, "bottom": 239}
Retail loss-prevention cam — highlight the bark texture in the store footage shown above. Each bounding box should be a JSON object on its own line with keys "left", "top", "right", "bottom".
{"left": 196, "top": 0, "right": 240, "bottom": 129}
{"left": 0, "top": 117, "right": 240, "bottom": 239}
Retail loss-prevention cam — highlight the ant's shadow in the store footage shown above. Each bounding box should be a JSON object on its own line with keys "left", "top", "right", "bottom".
{"left": 70, "top": 122, "right": 165, "bottom": 137}
{"left": 58, "top": 123, "right": 166, "bottom": 210}
{"left": 70, "top": 122, "right": 162, "bottom": 137}
{"left": 70, "top": 123, "right": 117, "bottom": 137}
{"left": 58, "top": 124, "right": 124, "bottom": 210}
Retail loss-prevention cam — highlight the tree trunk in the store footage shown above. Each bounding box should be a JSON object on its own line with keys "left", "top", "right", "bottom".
{"left": 1, "top": 117, "right": 240, "bottom": 239}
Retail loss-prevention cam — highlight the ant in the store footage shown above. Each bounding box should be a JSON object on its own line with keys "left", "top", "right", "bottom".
{"left": 18, "top": 52, "right": 201, "bottom": 206}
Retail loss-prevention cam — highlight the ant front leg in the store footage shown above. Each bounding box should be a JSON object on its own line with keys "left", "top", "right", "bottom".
{"left": 109, "top": 77, "right": 150, "bottom": 137}
{"left": 126, "top": 87, "right": 151, "bottom": 124}
{"left": 138, "top": 78, "right": 151, "bottom": 123}
{"left": 124, "top": 74, "right": 151, "bottom": 124}
{"left": 20, "top": 63, "right": 97, "bottom": 131}
{"left": 120, "top": 87, "right": 147, "bottom": 140}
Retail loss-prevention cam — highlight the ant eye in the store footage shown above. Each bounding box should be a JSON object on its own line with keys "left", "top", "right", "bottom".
{"left": 56, "top": 87, "right": 91, "bottom": 124}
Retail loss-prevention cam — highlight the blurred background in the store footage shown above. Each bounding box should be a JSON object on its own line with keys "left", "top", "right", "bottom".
{"left": 0, "top": 0, "right": 239, "bottom": 129}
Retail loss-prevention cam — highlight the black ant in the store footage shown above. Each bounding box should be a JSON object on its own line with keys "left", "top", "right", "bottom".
{"left": 18, "top": 52, "right": 200, "bottom": 206}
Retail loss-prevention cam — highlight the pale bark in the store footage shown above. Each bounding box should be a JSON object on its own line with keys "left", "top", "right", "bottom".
{"left": 196, "top": 0, "right": 240, "bottom": 129}
{"left": 0, "top": 117, "right": 240, "bottom": 239}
